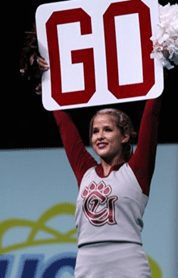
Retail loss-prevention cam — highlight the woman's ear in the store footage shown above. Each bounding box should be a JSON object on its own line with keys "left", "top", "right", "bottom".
{"left": 121, "top": 134, "right": 130, "bottom": 144}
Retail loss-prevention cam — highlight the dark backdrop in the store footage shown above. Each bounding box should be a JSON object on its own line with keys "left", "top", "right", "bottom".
{"left": 1, "top": 0, "right": 178, "bottom": 149}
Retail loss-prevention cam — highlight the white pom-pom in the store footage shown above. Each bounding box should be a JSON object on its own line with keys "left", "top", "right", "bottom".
{"left": 151, "top": 3, "right": 178, "bottom": 69}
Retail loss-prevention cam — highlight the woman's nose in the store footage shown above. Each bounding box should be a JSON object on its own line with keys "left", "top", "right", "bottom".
{"left": 97, "top": 130, "right": 104, "bottom": 139}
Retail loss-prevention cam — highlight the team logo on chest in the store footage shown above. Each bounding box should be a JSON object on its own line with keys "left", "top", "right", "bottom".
{"left": 81, "top": 181, "right": 118, "bottom": 226}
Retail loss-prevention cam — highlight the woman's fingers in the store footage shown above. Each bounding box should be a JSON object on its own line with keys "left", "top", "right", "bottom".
{"left": 37, "top": 56, "right": 49, "bottom": 71}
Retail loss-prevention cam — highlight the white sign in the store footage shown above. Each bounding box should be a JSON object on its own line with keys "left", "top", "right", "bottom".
{"left": 35, "top": 0, "right": 163, "bottom": 110}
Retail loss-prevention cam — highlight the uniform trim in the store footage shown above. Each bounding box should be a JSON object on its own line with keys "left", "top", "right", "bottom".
{"left": 78, "top": 240, "right": 142, "bottom": 248}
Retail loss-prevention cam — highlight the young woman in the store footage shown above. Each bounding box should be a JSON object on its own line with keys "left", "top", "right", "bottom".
{"left": 52, "top": 94, "right": 161, "bottom": 277}
{"left": 22, "top": 54, "right": 162, "bottom": 277}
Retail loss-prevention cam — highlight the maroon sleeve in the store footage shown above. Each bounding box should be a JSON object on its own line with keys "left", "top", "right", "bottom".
{"left": 53, "top": 110, "right": 97, "bottom": 187}
{"left": 128, "top": 96, "right": 162, "bottom": 195}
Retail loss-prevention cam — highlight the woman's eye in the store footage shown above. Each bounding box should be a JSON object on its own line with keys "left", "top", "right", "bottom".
{"left": 104, "top": 127, "right": 112, "bottom": 132}
{"left": 92, "top": 128, "right": 98, "bottom": 134}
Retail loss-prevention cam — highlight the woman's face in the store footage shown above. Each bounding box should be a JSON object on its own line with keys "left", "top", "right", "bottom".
{"left": 91, "top": 114, "right": 128, "bottom": 162}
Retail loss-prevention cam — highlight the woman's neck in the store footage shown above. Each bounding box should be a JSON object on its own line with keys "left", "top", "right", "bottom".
{"left": 101, "top": 156, "right": 125, "bottom": 176}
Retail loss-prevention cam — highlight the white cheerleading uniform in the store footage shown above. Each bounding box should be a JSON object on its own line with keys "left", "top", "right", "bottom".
{"left": 76, "top": 164, "right": 148, "bottom": 247}
{"left": 53, "top": 97, "right": 161, "bottom": 277}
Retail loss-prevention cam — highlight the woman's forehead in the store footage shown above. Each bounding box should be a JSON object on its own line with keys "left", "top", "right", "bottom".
{"left": 93, "top": 114, "right": 117, "bottom": 125}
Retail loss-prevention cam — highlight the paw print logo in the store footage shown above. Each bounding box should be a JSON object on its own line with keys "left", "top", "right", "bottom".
{"left": 82, "top": 182, "right": 111, "bottom": 199}
{"left": 81, "top": 181, "right": 118, "bottom": 226}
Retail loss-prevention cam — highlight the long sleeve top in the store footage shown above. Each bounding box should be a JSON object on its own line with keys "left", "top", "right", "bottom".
{"left": 53, "top": 97, "right": 161, "bottom": 246}
{"left": 53, "top": 97, "right": 161, "bottom": 195}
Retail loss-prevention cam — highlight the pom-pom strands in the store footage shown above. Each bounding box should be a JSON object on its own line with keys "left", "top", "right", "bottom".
{"left": 151, "top": 3, "right": 178, "bottom": 69}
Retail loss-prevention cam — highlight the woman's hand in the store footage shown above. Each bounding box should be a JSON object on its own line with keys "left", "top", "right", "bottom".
{"left": 36, "top": 56, "right": 49, "bottom": 72}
